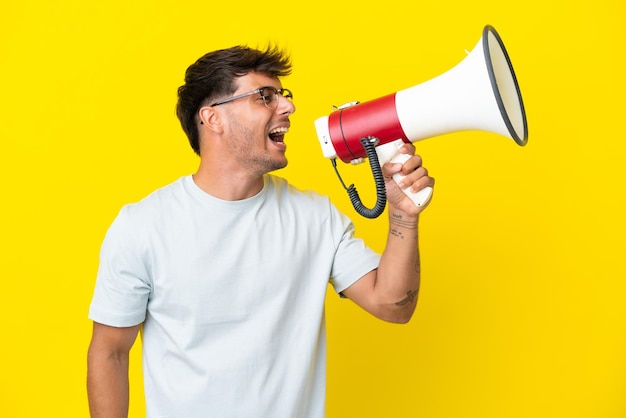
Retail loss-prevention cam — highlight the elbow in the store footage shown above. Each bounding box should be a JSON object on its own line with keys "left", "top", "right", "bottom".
{"left": 388, "top": 310, "right": 415, "bottom": 324}
{"left": 379, "top": 304, "right": 416, "bottom": 324}
{"left": 393, "top": 314, "right": 413, "bottom": 325}
{"left": 385, "top": 289, "right": 419, "bottom": 324}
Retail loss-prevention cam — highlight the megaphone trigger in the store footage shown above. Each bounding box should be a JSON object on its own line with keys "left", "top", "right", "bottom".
{"left": 375, "top": 139, "right": 433, "bottom": 207}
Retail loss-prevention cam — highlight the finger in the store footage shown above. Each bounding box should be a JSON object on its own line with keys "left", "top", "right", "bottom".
{"left": 399, "top": 142, "right": 416, "bottom": 155}
{"left": 381, "top": 160, "right": 404, "bottom": 177}
{"left": 399, "top": 155, "right": 424, "bottom": 175}
{"left": 397, "top": 166, "right": 429, "bottom": 190}
{"left": 409, "top": 174, "right": 434, "bottom": 193}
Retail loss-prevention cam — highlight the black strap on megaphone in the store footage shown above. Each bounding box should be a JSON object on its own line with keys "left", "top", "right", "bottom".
{"left": 331, "top": 136, "right": 387, "bottom": 219}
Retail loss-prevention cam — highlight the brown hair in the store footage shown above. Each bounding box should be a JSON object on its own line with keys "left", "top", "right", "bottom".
{"left": 176, "top": 45, "right": 292, "bottom": 155}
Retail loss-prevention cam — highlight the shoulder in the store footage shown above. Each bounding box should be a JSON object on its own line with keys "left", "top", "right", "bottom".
{"left": 264, "top": 174, "right": 354, "bottom": 229}
{"left": 122, "top": 176, "right": 188, "bottom": 215}
{"left": 265, "top": 175, "right": 344, "bottom": 220}
{"left": 107, "top": 176, "right": 190, "bottom": 236}
{"left": 266, "top": 175, "right": 330, "bottom": 205}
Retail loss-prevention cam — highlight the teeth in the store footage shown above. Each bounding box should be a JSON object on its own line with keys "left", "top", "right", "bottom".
{"left": 269, "top": 127, "right": 289, "bottom": 135}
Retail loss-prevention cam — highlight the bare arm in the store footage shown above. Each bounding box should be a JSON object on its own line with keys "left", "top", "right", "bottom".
{"left": 87, "top": 322, "right": 141, "bottom": 418}
{"left": 342, "top": 143, "right": 433, "bottom": 324}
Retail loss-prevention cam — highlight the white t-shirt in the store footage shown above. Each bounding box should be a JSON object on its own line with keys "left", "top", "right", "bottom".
{"left": 89, "top": 174, "right": 380, "bottom": 418}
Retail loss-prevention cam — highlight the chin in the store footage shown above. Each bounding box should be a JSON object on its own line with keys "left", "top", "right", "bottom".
{"left": 271, "top": 160, "right": 288, "bottom": 172}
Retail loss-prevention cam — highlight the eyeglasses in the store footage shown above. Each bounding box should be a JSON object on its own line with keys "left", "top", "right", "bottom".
{"left": 210, "top": 86, "right": 293, "bottom": 109}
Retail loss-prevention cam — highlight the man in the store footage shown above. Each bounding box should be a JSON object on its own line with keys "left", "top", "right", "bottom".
{"left": 87, "top": 45, "right": 434, "bottom": 418}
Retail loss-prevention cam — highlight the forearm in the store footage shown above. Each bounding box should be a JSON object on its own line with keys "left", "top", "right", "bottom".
{"left": 343, "top": 144, "right": 431, "bottom": 323}
{"left": 375, "top": 208, "right": 421, "bottom": 322}
{"left": 87, "top": 350, "right": 130, "bottom": 418}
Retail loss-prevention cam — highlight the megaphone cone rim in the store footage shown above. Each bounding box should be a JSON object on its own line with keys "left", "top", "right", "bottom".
{"left": 483, "top": 25, "right": 529, "bottom": 146}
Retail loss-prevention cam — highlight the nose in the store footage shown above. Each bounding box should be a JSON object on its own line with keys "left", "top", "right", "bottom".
{"left": 277, "top": 94, "right": 296, "bottom": 115}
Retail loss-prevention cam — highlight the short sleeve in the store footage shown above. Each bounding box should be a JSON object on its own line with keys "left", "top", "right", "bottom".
{"left": 328, "top": 209, "right": 380, "bottom": 295}
{"left": 88, "top": 206, "right": 152, "bottom": 327}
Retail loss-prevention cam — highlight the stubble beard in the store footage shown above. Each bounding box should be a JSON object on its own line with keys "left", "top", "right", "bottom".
{"left": 230, "top": 121, "right": 287, "bottom": 177}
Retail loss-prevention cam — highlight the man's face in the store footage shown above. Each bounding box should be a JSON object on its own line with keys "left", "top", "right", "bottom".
{"left": 219, "top": 72, "right": 296, "bottom": 177}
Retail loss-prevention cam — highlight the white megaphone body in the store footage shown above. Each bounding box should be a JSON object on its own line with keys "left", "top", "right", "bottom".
{"left": 314, "top": 25, "right": 528, "bottom": 218}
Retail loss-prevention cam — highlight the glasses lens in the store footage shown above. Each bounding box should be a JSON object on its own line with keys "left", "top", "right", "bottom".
{"left": 259, "top": 87, "right": 278, "bottom": 108}
{"left": 281, "top": 89, "right": 293, "bottom": 101}
{"left": 258, "top": 87, "right": 293, "bottom": 108}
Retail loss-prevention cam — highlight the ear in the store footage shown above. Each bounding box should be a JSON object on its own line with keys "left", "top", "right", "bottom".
{"left": 198, "top": 106, "right": 224, "bottom": 134}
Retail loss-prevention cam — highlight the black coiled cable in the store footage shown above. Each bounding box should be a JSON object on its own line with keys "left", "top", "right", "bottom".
{"left": 331, "top": 136, "right": 387, "bottom": 219}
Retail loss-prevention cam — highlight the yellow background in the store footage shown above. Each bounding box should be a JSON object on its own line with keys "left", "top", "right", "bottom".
{"left": 1, "top": 0, "right": 625, "bottom": 417}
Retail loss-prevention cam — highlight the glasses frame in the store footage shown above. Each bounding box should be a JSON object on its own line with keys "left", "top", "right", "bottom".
{"left": 209, "top": 86, "right": 293, "bottom": 109}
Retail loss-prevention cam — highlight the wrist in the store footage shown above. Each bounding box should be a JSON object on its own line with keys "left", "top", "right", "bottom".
{"left": 388, "top": 209, "right": 419, "bottom": 230}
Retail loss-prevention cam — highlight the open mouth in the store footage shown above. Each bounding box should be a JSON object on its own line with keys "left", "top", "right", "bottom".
{"left": 269, "top": 126, "right": 288, "bottom": 143}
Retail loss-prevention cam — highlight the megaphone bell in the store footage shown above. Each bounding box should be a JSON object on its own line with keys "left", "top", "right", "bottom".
{"left": 314, "top": 25, "right": 528, "bottom": 218}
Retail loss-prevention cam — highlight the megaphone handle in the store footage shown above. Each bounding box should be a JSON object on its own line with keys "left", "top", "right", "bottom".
{"left": 375, "top": 139, "right": 433, "bottom": 207}
{"left": 389, "top": 153, "right": 433, "bottom": 207}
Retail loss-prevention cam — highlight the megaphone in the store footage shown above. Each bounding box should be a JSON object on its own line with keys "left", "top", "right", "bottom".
{"left": 314, "top": 25, "right": 528, "bottom": 218}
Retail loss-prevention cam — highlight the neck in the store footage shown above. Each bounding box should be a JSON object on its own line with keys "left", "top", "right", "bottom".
{"left": 192, "top": 163, "right": 265, "bottom": 201}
